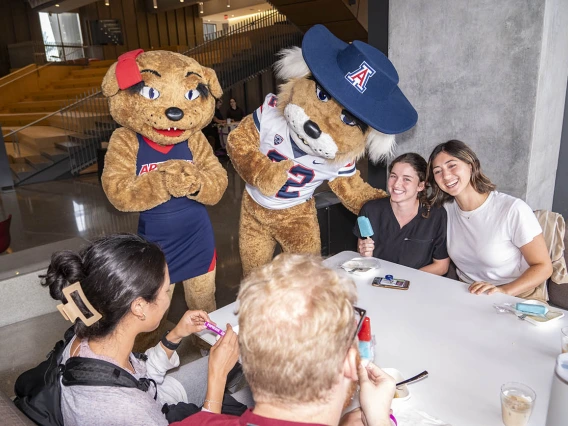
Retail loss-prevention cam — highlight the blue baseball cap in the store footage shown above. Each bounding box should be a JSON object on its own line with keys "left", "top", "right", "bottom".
{"left": 302, "top": 25, "right": 418, "bottom": 135}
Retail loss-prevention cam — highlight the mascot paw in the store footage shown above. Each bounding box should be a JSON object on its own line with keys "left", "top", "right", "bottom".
{"left": 159, "top": 159, "right": 201, "bottom": 197}
{"left": 256, "top": 159, "right": 294, "bottom": 196}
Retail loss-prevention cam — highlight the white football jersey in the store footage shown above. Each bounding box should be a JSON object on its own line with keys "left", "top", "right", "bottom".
{"left": 245, "top": 94, "right": 356, "bottom": 210}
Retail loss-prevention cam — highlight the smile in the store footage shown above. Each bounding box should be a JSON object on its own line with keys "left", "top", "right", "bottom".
{"left": 392, "top": 189, "right": 405, "bottom": 195}
{"left": 154, "top": 127, "right": 185, "bottom": 137}
{"left": 445, "top": 180, "right": 458, "bottom": 189}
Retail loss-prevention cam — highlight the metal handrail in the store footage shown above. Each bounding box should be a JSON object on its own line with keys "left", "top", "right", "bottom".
{"left": 0, "top": 63, "right": 53, "bottom": 90}
{"left": 183, "top": 9, "right": 283, "bottom": 55}
{"left": 3, "top": 90, "right": 102, "bottom": 139}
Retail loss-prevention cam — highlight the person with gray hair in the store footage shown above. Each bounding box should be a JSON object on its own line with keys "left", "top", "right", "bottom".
{"left": 173, "top": 253, "right": 397, "bottom": 426}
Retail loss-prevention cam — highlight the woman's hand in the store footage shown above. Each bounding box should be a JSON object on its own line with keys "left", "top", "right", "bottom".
{"left": 170, "top": 310, "right": 211, "bottom": 340}
{"left": 468, "top": 281, "right": 505, "bottom": 295}
{"left": 208, "top": 324, "right": 239, "bottom": 380}
{"left": 357, "top": 362, "right": 395, "bottom": 426}
{"left": 358, "top": 238, "right": 375, "bottom": 258}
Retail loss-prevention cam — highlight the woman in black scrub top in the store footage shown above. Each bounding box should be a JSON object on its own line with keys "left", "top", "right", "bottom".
{"left": 354, "top": 153, "right": 450, "bottom": 276}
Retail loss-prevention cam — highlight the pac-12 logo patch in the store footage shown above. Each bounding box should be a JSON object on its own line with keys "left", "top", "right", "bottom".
{"left": 345, "top": 61, "right": 376, "bottom": 94}
{"left": 274, "top": 134, "right": 283, "bottom": 145}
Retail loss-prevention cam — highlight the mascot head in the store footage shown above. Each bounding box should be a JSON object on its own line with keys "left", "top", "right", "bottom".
{"left": 274, "top": 25, "right": 417, "bottom": 164}
{"left": 101, "top": 50, "right": 223, "bottom": 146}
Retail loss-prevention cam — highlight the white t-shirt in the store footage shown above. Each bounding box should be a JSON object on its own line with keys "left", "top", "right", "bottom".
{"left": 245, "top": 94, "right": 356, "bottom": 210}
{"left": 445, "top": 191, "right": 542, "bottom": 285}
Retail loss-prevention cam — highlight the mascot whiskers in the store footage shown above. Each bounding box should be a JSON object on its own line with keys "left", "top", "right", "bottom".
{"left": 227, "top": 25, "right": 418, "bottom": 275}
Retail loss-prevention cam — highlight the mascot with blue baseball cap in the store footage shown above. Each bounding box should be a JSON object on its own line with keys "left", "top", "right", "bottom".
{"left": 227, "top": 25, "right": 418, "bottom": 275}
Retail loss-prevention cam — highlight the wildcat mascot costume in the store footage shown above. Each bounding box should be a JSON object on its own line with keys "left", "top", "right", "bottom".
{"left": 227, "top": 25, "right": 418, "bottom": 275}
{"left": 101, "top": 49, "right": 227, "bottom": 316}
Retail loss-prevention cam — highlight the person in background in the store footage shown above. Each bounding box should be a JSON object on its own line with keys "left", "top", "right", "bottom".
{"left": 173, "top": 253, "right": 397, "bottom": 426}
{"left": 226, "top": 98, "right": 244, "bottom": 123}
{"left": 42, "top": 234, "right": 242, "bottom": 425}
{"left": 427, "top": 139, "right": 552, "bottom": 297}
{"left": 203, "top": 99, "right": 227, "bottom": 156}
{"left": 355, "top": 153, "right": 450, "bottom": 276}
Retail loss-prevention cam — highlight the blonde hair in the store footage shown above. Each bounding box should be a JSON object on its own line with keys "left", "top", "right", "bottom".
{"left": 237, "top": 253, "right": 357, "bottom": 404}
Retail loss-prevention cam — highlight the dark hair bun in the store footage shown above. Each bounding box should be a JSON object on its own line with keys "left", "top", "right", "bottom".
{"left": 41, "top": 250, "right": 85, "bottom": 303}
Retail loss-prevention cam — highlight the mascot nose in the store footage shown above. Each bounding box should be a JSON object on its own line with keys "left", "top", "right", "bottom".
{"left": 165, "top": 107, "right": 184, "bottom": 121}
{"left": 303, "top": 120, "right": 322, "bottom": 139}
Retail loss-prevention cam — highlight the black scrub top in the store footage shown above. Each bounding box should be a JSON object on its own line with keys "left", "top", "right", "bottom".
{"left": 353, "top": 197, "right": 448, "bottom": 270}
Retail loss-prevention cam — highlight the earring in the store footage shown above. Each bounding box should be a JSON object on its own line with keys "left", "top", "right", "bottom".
{"left": 140, "top": 313, "right": 146, "bottom": 321}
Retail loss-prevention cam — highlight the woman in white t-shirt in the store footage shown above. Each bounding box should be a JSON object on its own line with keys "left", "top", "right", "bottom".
{"left": 426, "top": 140, "right": 552, "bottom": 297}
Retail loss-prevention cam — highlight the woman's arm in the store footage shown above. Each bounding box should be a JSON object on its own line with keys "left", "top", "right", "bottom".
{"left": 419, "top": 257, "right": 450, "bottom": 276}
{"left": 469, "top": 234, "right": 552, "bottom": 296}
{"left": 203, "top": 325, "right": 239, "bottom": 413}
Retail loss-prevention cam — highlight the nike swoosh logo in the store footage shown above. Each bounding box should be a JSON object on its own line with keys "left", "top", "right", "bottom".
{"left": 313, "top": 160, "right": 325, "bottom": 165}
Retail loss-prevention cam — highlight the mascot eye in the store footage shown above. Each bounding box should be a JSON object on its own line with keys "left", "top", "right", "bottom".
{"left": 185, "top": 89, "right": 200, "bottom": 101}
{"left": 315, "top": 85, "right": 330, "bottom": 102}
{"left": 340, "top": 112, "right": 357, "bottom": 126}
{"left": 139, "top": 86, "right": 160, "bottom": 100}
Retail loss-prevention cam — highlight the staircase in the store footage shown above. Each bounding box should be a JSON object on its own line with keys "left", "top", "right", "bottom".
{"left": 267, "top": 0, "right": 367, "bottom": 42}
{"left": 1, "top": 61, "right": 114, "bottom": 184}
{"left": 2, "top": 9, "right": 303, "bottom": 186}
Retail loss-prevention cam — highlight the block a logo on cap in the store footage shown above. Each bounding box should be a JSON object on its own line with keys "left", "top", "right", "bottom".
{"left": 274, "top": 134, "right": 283, "bottom": 145}
{"left": 345, "top": 61, "right": 376, "bottom": 94}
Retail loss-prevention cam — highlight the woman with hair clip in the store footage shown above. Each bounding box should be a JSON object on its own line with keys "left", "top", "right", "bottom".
{"left": 42, "top": 234, "right": 245, "bottom": 426}
{"left": 354, "top": 153, "right": 450, "bottom": 275}
{"left": 427, "top": 140, "right": 552, "bottom": 298}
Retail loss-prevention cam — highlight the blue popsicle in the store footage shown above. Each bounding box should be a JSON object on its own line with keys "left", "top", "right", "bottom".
{"left": 515, "top": 303, "right": 548, "bottom": 316}
{"left": 357, "top": 216, "right": 374, "bottom": 238}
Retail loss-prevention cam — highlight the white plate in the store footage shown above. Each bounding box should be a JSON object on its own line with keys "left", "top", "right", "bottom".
{"left": 340, "top": 257, "right": 381, "bottom": 275}
{"left": 519, "top": 300, "right": 564, "bottom": 326}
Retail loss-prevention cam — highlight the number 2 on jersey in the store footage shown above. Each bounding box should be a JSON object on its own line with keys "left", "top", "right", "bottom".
{"left": 267, "top": 150, "right": 315, "bottom": 198}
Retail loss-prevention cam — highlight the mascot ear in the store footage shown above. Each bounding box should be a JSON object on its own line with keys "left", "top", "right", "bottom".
{"left": 366, "top": 130, "right": 396, "bottom": 164}
{"left": 102, "top": 62, "right": 119, "bottom": 98}
{"left": 202, "top": 66, "right": 223, "bottom": 99}
{"left": 274, "top": 46, "right": 310, "bottom": 81}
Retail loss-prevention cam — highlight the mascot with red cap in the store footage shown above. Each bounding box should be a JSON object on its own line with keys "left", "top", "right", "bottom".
{"left": 101, "top": 50, "right": 226, "bottom": 332}
{"left": 227, "top": 25, "right": 418, "bottom": 275}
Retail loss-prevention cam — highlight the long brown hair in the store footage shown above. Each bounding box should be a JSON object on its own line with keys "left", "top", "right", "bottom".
{"left": 426, "top": 140, "right": 496, "bottom": 207}
{"left": 389, "top": 152, "right": 431, "bottom": 218}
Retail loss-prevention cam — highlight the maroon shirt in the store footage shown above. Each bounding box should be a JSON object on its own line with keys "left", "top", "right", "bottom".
{"left": 172, "top": 409, "right": 327, "bottom": 426}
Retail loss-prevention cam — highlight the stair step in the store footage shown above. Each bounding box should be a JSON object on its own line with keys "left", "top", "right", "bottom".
{"left": 6, "top": 100, "right": 63, "bottom": 114}
{"left": 4, "top": 142, "right": 40, "bottom": 163}
{"left": 68, "top": 133, "right": 100, "bottom": 144}
{"left": 88, "top": 60, "right": 115, "bottom": 68}
{"left": 40, "top": 147, "right": 69, "bottom": 162}
{"left": 0, "top": 112, "right": 49, "bottom": 127}
{"left": 27, "top": 87, "right": 101, "bottom": 101}
{"left": 55, "top": 141, "right": 82, "bottom": 151}
{"left": 10, "top": 163, "right": 35, "bottom": 180}
{"left": 70, "top": 68, "right": 109, "bottom": 79}
{"left": 51, "top": 77, "right": 103, "bottom": 89}
{"left": 15, "top": 126, "right": 74, "bottom": 151}
{"left": 24, "top": 155, "right": 54, "bottom": 170}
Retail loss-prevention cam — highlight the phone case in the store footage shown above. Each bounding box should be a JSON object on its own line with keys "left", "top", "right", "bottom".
{"left": 372, "top": 276, "right": 410, "bottom": 290}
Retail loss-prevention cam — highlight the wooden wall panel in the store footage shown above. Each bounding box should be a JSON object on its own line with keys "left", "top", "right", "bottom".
{"left": 147, "top": 13, "right": 160, "bottom": 49}
{"left": 77, "top": 0, "right": 202, "bottom": 60}
{"left": 121, "top": 0, "right": 140, "bottom": 51}
{"left": 156, "top": 10, "right": 169, "bottom": 47}
{"left": 0, "top": 0, "right": 42, "bottom": 77}
{"left": 176, "top": 9, "right": 186, "bottom": 47}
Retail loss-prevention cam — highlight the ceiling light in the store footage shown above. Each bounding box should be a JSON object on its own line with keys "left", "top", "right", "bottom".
{"left": 227, "top": 0, "right": 230, "bottom": 7}
{"left": 55, "top": 3, "right": 59, "bottom": 6}
{"left": 199, "top": 2, "right": 203, "bottom": 13}
{"left": 105, "top": 0, "right": 109, "bottom": 5}
{"left": 180, "top": 0, "right": 184, "bottom": 2}
{"left": 153, "top": 0, "right": 158, "bottom": 8}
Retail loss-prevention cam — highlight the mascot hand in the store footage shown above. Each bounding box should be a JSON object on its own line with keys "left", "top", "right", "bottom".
{"left": 256, "top": 159, "right": 294, "bottom": 196}
{"left": 159, "top": 159, "right": 201, "bottom": 198}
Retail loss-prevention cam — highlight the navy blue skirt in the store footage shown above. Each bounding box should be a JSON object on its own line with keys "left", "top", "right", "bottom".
{"left": 138, "top": 202, "right": 216, "bottom": 283}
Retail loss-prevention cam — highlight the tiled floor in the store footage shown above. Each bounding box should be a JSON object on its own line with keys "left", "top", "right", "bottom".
{"left": 0, "top": 156, "right": 368, "bottom": 397}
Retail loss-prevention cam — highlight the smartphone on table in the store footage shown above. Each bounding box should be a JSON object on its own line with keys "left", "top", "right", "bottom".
{"left": 372, "top": 276, "right": 410, "bottom": 290}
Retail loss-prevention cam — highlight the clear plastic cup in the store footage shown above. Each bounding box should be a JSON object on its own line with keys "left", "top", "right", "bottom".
{"left": 561, "top": 327, "right": 568, "bottom": 354}
{"left": 500, "top": 382, "right": 535, "bottom": 426}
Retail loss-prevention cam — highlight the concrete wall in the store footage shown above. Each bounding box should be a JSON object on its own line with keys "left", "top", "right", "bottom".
{"left": 388, "top": 0, "right": 568, "bottom": 209}
{"left": 552, "top": 82, "right": 568, "bottom": 217}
